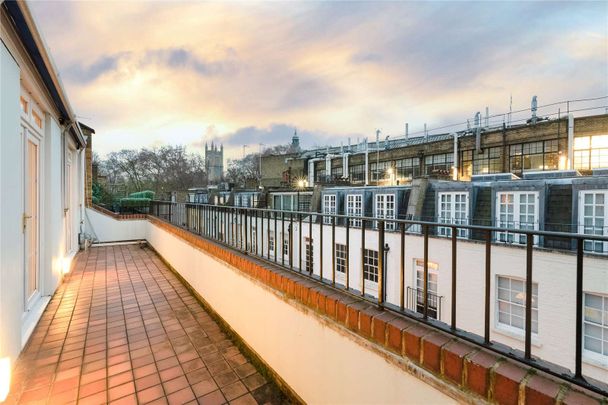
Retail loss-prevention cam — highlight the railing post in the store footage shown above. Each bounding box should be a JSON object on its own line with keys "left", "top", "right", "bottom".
{"left": 423, "top": 224, "right": 429, "bottom": 319}
{"left": 451, "top": 226, "right": 457, "bottom": 330}
{"left": 274, "top": 210, "right": 277, "bottom": 263}
{"left": 298, "top": 213, "right": 302, "bottom": 272}
{"left": 361, "top": 218, "right": 366, "bottom": 297}
{"left": 525, "top": 234, "right": 533, "bottom": 359}
{"left": 378, "top": 220, "right": 385, "bottom": 307}
{"left": 319, "top": 212, "right": 324, "bottom": 281}
{"left": 289, "top": 213, "right": 294, "bottom": 270}
{"left": 308, "top": 213, "right": 312, "bottom": 275}
{"left": 400, "top": 222, "right": 405, "bottom": 310}
{"left": 281, "top": 212, "right": 285, "bottom": 266}
{"left": 575, "top": 238, "right": 584, "bottom": 379}
{"left": 484, "top": 230, "right": 492, "bottom": 344}
{"left": 332, "top": 215, "right": 336, "bottom": 286}
{"left": 345, "top": 217, "right": 350, "bottom": 290}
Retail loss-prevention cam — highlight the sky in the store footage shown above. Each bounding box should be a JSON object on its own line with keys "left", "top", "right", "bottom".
{"left": 29, "top": 1, "right": 608, "bottom": 160}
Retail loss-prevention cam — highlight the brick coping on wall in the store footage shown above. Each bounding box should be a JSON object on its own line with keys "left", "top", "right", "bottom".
{"left": 147, "top": 216, "right": 607, "bottom": 405}
{"left": 91, "top": 204, "right": 148, "bottom": 220}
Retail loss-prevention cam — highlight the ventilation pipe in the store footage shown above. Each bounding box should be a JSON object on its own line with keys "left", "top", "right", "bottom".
{"left": 405, "top": 123, "right": 409, "bottom": 139}
{"left": 325, "top": 154, "right": 332, "bottom": 179}
{"left": 424, "top": 123, "right": 427, "bottom": 140}
{"left": 531, "top": 96, "right": 538, "bottom": 124}
{"left": 452, "top": 132, "right": 459, "bottom": 180}
{"left": 308, "top": 158, "right": 322, "bottom": 186}
{"left": 475, "top": 112, "right": 482, "bottom": 153}
{"left": 485, "top": 106, "right": 490, "bottom": 128}
{"left": 343, "top": 153, "right": 350, "bottom": 179}
{"left": 567, "top": 113, "right": 574, "bottom": 169}
{"left": 364, "top": 138, "right": 369, "bottom": 185}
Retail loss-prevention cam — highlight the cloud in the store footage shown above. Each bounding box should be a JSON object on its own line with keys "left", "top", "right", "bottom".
{"left": 142, "top": 48, "right": 239, "bottom": 76}
{"left": 63, "top": 53, "right": 127, "bottom": 83}
{"left": 27, "top": 1, "right": 608, "bottom": 160}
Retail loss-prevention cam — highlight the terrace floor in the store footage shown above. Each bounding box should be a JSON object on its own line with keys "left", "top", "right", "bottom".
{"left": 6, "top": 244, "right": 286, "bottom": 405}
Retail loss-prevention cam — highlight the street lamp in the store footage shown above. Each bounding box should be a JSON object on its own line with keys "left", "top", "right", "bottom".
{"left": 296, "top": 179, "right": 307, "bottom": 211}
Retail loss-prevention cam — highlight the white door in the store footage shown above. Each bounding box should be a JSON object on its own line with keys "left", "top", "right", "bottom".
{"left": 65, "top": 153, "right": 72, "bottom": 254}
{"left": 24, "top": 128, "right": 40, "bottom": 311}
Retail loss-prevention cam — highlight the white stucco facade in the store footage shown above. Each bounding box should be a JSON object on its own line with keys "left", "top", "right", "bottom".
{"left": 1, "top": 4, "right": 86, "bottom": 395}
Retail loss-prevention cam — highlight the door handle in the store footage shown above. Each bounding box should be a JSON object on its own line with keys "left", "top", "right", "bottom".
{"left": 23, "top": 213, "right": 32, "bottom": 231}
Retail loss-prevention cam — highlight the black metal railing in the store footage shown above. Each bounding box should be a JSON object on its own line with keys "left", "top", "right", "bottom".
{"left": 406, "top": 287, "right": 442, "bottom": 320}
{"left": 148, "top": 200, "right": 608, "bottom": 396}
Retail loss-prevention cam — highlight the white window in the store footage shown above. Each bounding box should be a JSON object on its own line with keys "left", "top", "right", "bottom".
{"left": 346, "top": 194, "right": 363, "bottom": 227}
{"left": 323, "top": 194, "right": 336, "bottom": 225}
{"left": 305, "top": 237, "right": 313, "bottom": 273}
{"left": 375, "top": 194, "right": 396, "bottom": 230}
{"left": 235, "top": 195, "right": 241, "bottom": 207}
{"left": 273, "top": 193, "right": 297, "bottom": 211}
{"left": 241, "top": 195, "right": 250, "bottom": 208}
{"left": 583, "top": 292, "right": 608, "bottom": 361}
{"left": 579, "top": 190, "right": 608, "bottom": 253}
{"left": 497, "top": 276, "right": 538, "bottom": 334}
{"left": 282, "top": 232, "right": 289, "bottom": 256}
{"left": 268, "top": 231, "right": 275, "bottom": 255}
{"left": 495, "top": 191, "right": 539, "bottom": 245}
{"left": 335, "top": 243, "right": 347, "bottom": 274}
{"left": 363, "top": 249, "right": 379, "bottom": 283}
{"left": 413, "top": 259, "right": 440, "bottom": 319}
{"left": 437, "top": 192, "right": 469, "bottom": 238}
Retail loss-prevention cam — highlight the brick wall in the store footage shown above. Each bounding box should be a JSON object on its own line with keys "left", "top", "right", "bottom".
{"left": 147, "top": 216, "right": 607, "bottom": 405}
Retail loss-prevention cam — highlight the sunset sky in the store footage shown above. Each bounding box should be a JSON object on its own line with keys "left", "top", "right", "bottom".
{"left": 30, "top": 1, "right": 608, "bottom": 160}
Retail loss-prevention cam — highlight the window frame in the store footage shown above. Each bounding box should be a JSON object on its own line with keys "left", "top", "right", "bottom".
{"left": 346, "top": 194, "right": 363, "bottom": 228}
{"left": 578, "top": 189, "right": 608, "bottom": 254}
{"left": 496, "top": 275, "right": 539, "bottom": 336}
{"left": 582, "top": 292, "right": 608, "bottom": 364}
{"left": 495, "top": 191, "right": 539, "bottom": 245}
{"left": 323, "top": 194, "right": 337, "bottom": 225}
{"left": 363, "top": 248, "right": 379, "bottom": 285}
{"left": 375, "top": 193, "right": 396, "bottom": 230}
{"left": 437, "top": 191, "right": 469, "bottom": 238}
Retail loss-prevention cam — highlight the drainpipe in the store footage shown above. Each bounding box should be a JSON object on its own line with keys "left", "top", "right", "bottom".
{"left": 364, "top": 139, "right": 369, "bottom": 186}
{"left": 343, "top": 153, "right": 350, "bottom": 179}
{"left": 567, "top": 113, "right": 574, "bottom": 170}
{"left": 325, "top": 154, "right": 331, "bottom": 181}
{"left": 452, "top": 132, "right": 458, "bottom": 180}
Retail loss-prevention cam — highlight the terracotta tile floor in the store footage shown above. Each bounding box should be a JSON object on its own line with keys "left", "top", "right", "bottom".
{"left": 6, "top": 244, "right": 286, "bottom": 405}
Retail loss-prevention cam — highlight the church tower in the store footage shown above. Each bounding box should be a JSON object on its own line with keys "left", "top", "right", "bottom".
{"left": 205, "top": 142, "right": 224, "bottom": 184}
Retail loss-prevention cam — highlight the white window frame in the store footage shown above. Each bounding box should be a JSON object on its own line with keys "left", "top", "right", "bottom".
{"left": 346, "top": 194, "right": 363, "bottom": 228}
{"left": 282, "top": 232, "right": 289, "bottom": 257}
{"left": 323, "top": 194, "right": 336, "bottom": 225}
{"left": 268, "top": 231, "right": 275, "bottom": 256}
{"left": 375, "top": 194, "right": 396, "bottom": 231}
{"left": 413, "top": 259, "right": 440, "bottom": 319}
{"left": 583, "top": 292, "right": 608, "bottom": 365}
{"left": 578, "top": 190, "right": 608, "bottom": 254}
{"left": 437, "top": 192, "right": 469, "bottom": 238}
{"left": 335, "top": 243, "right": 347, "bottom": 284}
{"left": 495, "top": 191, "right": 539, "bottom": 245}
{"left": 363, "top": 248, "right": 379, "bottom": 291}
{"left": 496, "top": 276, "right": 538, "bottom": 336}
{"left": 305, "top": 237, "right": 313, "bottom": 273}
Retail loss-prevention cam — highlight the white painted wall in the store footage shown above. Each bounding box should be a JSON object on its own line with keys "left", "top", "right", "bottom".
{"left": 1, "top": 19, "right": 87, "bottom": 389}
{"left": 85, "top": 208, "right": 147, "bottom": 242}
{"left": 146, "top": 221, "right": 455, "bottom": 404}
{"left": 1, "top": 39, "right": 24, "bottom": 367}
{"left": 194, "top": 213, "right": 608, "bottom": 382}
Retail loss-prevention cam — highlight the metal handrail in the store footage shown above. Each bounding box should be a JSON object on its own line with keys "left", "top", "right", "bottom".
{"left": 148, "top": 200, "right": 608, "bottom": 396}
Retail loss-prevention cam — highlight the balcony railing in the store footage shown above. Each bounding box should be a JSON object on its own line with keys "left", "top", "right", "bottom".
{"left": 149, "top": 200, "right": 608, "bottom": 397}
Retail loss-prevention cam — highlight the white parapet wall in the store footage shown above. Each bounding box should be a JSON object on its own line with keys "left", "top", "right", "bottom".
{"left": 146, "top": 220, "right": 455, "bottom": 404}
{"left": 85, "top": 208, "right": 147, "bottom": 243}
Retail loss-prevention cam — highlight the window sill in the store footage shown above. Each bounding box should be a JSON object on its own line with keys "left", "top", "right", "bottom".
{"left": 583, "top": 353, "right": 608, "bottom": 370}
{"left": 493, "top": 324, "right": 542, "bottom": 348}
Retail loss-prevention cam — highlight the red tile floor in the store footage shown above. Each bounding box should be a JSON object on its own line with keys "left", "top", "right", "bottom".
{"left": 5, "top": 244, "right": 287, "bottom": 405}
